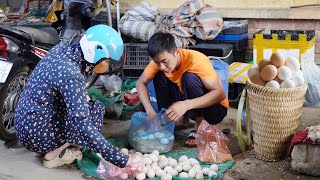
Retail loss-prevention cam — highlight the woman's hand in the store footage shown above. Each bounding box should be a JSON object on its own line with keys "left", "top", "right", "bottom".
{"left": 125, "top": 154, "right": 145, "bottom": 177}
{"left": 165, "top": 101, "right": 190, "bottom": 122}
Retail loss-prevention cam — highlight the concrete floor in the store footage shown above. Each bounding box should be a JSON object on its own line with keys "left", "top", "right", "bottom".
{"left": 0, "top": 107, "right": 319, "bottom": 180}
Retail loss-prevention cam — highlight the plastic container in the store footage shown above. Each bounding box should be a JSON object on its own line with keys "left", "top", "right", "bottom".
{"left": 214, "top": 33, "right": 248, "bottom": 41}
{"left": 253, "top": 30, "right": 315, "bottom": 65}
{"left": 211, "top": 59, "right": 229, "bottom": 98}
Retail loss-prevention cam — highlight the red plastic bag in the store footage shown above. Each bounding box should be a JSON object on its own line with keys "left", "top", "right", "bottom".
{"left": 124, "top": 92, "right": 140, "bottom": 106}
{"left": 195, "top": 120, "right": 233, "bottom": 163}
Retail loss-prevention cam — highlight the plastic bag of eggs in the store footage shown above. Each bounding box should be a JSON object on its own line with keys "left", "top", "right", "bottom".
{"left": 129, "top": 126, "right": 175, "bottom": 153}
{"left": 248, "top": 52, "right": 304, "bottom": 89}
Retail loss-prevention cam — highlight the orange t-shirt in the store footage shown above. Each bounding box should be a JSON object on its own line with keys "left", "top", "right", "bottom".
{"left": 143, "top": 49, "right": 229, "bottom": 108}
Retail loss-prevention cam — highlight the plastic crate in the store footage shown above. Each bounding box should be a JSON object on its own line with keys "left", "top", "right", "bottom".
{"left": 123, "top": 43, "right": 150, "bottom": 70}
{"left": 253, "top": 30, "right": 315, "bottom": 65}
{"left": 188, "top": 43, "right": 234, "bottom": 64}
{"left": 221, "top": 20, "right": 248, "bottom": 35}
{"left": 196, "top": 38, "right": 248, "bottom": 51}
{"left": 233, "top": 49, "right": 247, "bottom": 62}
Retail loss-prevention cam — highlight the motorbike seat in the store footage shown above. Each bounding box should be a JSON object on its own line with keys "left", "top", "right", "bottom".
{"left": 12, "top": 26, "right": 60, "bottom": 45}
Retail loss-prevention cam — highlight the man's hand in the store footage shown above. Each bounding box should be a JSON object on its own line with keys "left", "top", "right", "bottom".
{"left": 147, "top": 109, "right": 157, "bottom": 120}
{"left": 165, "top": 101, "right": 190, "bottom": 122}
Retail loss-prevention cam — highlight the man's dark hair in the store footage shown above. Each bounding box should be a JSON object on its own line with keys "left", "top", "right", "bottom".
{"left": 147, "top": 32, "right": 177, "bottom": 58}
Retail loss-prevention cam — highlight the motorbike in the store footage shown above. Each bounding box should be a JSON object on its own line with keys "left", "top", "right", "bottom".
{"left": 0, "top": 0, "right": 124, "bottom": 141}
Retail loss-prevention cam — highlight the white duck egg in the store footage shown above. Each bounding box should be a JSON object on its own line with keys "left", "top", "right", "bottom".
{"left": 143, "top": 157, "right": 152, "bottom": 165}
{"left": 277, "top": 66, "right": 293, "bottom": 81}
{"left": 149, "top": 154, "right": 159, "bottom": 163}
{"left": 202, "top": 167, "right": 210, "bottom": 175}
{"left": 152, "top": 166, "right": 161, "bottom": 172}
{"left": 168, "top": 134, "right": 174, "bottom": 141}
{"left": 188, "top": 168, "right": 197, "bottom": 178}
{"left": 195, "top": 172, "right": 204, "bottom": 179}
{"left": 120, "top": 148, "right": 129, "bottom": 155}
{"left": 152, "top": 150, "right": 160, "bottom": 156}
{"left": 134, "top": 152, "right": 143, "bottom": 157}
{"left": 142, "top": 166, "right": 148, "bottom": 174}
{"left": 147, "top": 169, "right": 156, "bottom": 178}
{"left": 164, "top": 166, "right": 173, "bottom": 173}
{"left": 280, "top": 79, "right": 295, "bottom": 88}
{"left": 129, "top": 149, "right": 137, "bottom": 154}
{"left": 192, "top": 164, "right": 202, "bottom": 171}
{"left": 156, "top": 169, "right": 166, "bottom": 177}
{"left": 248, "top": 65, "right": 260, "bottom": 78}
{"left": 147, "top": 134, "right": 155, "bottom": 140}
{"left": 179, "top": 172, "right": 189, "bottom": 178}
{"left": 160, "top": 138, "right": 169, "bottom": 145}
{"left": 285, "top": 56, "right": 300, "bottom": 72}
{"left": 182, "top": 164, "right": 192, "bottom": 172}
{"left": 168, "top": 158, "right": 178, "bottom": 167}
{"left": 188, "top": 158, "right": 200, "bottom": 166}
{"left": 265, "top": 80, "right": 280, "bottom": 89}
{"left": 210, "top": 164, "right": 219, "bottom": 171}
{"left": 291, "top": 73, "right": 304, "bottom": 87}
{"left": 137, "top": 129, "right": 146, "bottom": 137}
{"left": 161, "top": 174, "right": 173, "bottom": 180}
{"left": 169, "top": 169, "right": 178, "bottom": 176}
{"left": 178, "top": 155, "right": 188, "bottom": 163}
{"left": 136, "top": 173, "right": 146, "bottom": 180}
{"left": 208, "top": 170, "right": 217, "bottom": 177}
{"left": 151, "top": 162, "right": 158, "bottom": 168}
{"left": 143, "top": 154, "right": 149, "bottom": 158}
{"left": 175, "top": 164, "right": 183, "bottom": 172}
{"left": 159, "top": 155, "right": 167, "bottom": 161}
{"left": 159, "top": 159, "right": 169, "bottom": 168}
{"left": 154, "top": 132, "right": 166, "bottom": 139}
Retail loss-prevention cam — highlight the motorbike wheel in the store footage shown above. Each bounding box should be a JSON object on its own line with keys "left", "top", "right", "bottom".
{"left": 0, "top": 66, "right": 30, "bottom": 141}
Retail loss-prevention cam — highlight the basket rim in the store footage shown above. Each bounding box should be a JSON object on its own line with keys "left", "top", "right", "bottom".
{"left": 246, "top": 79, "right": 307, "bottom": 93}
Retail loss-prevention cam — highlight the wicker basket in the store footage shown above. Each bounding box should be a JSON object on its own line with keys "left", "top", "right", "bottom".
{"left": 246, "top": 80, "right": 307, "bottom": 161}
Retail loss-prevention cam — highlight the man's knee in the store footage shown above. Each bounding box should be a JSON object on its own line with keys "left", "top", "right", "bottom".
{"left": 182, "top": 72, "right": 199, "bottom": 86}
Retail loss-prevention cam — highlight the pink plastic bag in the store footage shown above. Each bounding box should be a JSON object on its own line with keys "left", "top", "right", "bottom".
{"left": 195, "top": 120, "right": 233, "bottom": 163}
{"left": 96, "top": 154, "right": 144, "bottom": 180}
{"left": 96, "top": 159, "right": 133, "bottom": 180}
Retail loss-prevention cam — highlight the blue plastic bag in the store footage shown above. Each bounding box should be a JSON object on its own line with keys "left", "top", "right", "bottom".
{"left": 128, "top": 109, "right": 175, "bottom": 153}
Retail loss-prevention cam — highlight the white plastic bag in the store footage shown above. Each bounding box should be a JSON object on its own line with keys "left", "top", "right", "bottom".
{"left": 100, "top": 75, "right": 123, "bottom": 92}
{"left": 301, "top": 60, "right": 320, "bottom": 107}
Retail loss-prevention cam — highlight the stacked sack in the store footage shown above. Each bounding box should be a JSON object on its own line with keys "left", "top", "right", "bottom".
{"left": 248, "top": 52, "right": 304, "bottom": 88}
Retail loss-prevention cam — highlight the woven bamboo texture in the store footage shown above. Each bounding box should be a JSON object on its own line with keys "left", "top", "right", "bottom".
{"left": 246, "top": 80, "right": 307, "bottom": 161}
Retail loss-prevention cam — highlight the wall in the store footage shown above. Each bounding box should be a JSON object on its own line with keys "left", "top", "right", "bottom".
{"left": 120, "top": 0, "right": 320, "bottom": 9}
{"left": 118, "top": 0, "right": 320, "bottom": 64}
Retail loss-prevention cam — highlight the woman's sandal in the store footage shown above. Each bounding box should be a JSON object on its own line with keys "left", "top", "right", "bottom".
{"left": 43, "top": 147, "right": 83, "bottom": 168}
{"left": 184, "top": 130, "right": 197, "bottom": 148}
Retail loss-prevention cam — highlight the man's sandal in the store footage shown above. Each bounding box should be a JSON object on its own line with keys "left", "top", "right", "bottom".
{"left": 184, "top": 130, "right": 197, "bottom": 148}
{"left": 43, "top": 147, "right": 83, "bottom": 168}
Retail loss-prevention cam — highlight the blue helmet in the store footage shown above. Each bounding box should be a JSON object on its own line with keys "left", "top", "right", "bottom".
{"left": 80, "top": 24, "right": 124, "bottom": 64}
